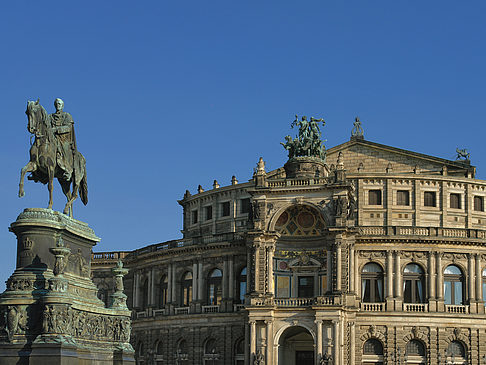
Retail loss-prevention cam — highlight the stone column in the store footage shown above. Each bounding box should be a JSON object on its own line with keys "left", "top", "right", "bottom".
{"left": 475, "top": 254, "right": 483, "bottom": 314}
{"left": 332, "top": 320, "right": 339, "bottom": 364}
{"left": 349, "top": 246, "right": 355, "bottom": 293}
{"left": 222, "top": 257, "right": 229, "bottom": 299}
{"left": 133, "top": 270, "right": 140, "bottom": 308}
{"left": 250, "top": 321, "right": 257, "bottom": 362}
{"left": 267, "top": 246, "right": 275, "bottom": 295}
{"left": 468, "top": 254, "right": 475, "bottom": 305}
{"left": 476, "top": 254, "right": 482, "bottom": 301}
{"left": 428, "top": 252, "right": 436, "bottom": 311}
{"left": 198, "top": 262, "right": 204, "bottom": 302}
{"left": 229, "top": 256, "right": 234, "bottom": 302}
{"left": 171, "top": 263, "right": 177, "bottom": 303}
{"left": 394, "top": 251, "right": 402, "bottom": 311}
{"left": 149, "top": 267, "right": 156, "bottom": 307}
{"left": 386, "top": 250, "right": 393, "bottom": 299}
{"left": 265, "top": 320, "right": 273, "bottom": 364}
{"left": 192, "top": 261, "right": 198, "bottom": 301}
{"left": 316, "top": 320, "right": 323, "bottom": 361}
{"left": 326, "top": 250, "right": 332, "bottom": 293}
{"left": 336, "top": 243, "right": 342, "bottom": 292}
{"left": 167, "top": 264, "right": 173, "bottom": 305}
{"left": 349, "top": 321, "right": 356, "bottom": 365}
{"left": 436, "top": 252, "right": 444, "bottom": 312}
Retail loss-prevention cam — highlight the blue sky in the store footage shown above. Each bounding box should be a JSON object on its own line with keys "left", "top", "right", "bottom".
{"left": 0, "top": 1, "right": 485, "bottom": 289}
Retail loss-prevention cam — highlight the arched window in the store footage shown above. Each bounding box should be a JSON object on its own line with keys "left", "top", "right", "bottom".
{"left": 444, "top": 265, "right": 464, "bottom": 305}
{"left": 155, "top": 341, "right": 165, "bottom": 365}
{"left": 403, "top": 264, "right": 425, "bottom": 303}
{"left": 234, "top": 338, "right": 245, "bottom": 365}
{"left": 405, "top": 339, "right": 426, "bottom": 365}
{"left": 136, "top": 342, "right": 145, "bottom": 365}
{"left": 362, "top": 263, "right": 384, "bottom": 303}
{"left": 362, "top": 339, "right": 384, "bottom": 364}
{"left": 175, "top": 339, "right": 188, "bottom": 362}
{"left": 446, "top": 341, "right": 466, "bottom": 363}
{"left": 159, "top": 275, "right": 168, "bottom": 308}
{"left": 181, "top": 272, "right": 193, "bottom": 306}
{"left": 208, "top": 269, "right": 223, "bottom": 305}
{"left": 237, "top": 267, "right": 247, "bottom": 304}
{"left": 203, "top": 338, "right": 219, "bottom": 365}
{"left": 141, "top": 278, "right": 149, "bottom": 309}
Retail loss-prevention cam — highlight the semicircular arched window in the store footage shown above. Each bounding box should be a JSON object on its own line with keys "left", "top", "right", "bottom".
{"left": 446, "top": 340, "right": 466, "bottom": 362}
{"left": 403, "top": 263, "right": 425, "bottom": 304}
{"left": 406, "top": 339, "right": 426, "bottom": 364}
{"left": 361, "top": 263, "right": 384, "bottom": 303}
{"left": 274, "top": 205, "right": 326, "bottom": 236}
{"left": 444, "top": 265, "right": 464, "bottom": 305}
{"left": 363, "top": 339, "right": 384, "bottom": 364}
{"left": 207, "top": 269, "right": 222, "bottom": 305}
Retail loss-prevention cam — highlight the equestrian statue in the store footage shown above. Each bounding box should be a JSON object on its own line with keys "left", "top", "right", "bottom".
{"left": 19, "top": 98, "right": 88, "bottom": 217}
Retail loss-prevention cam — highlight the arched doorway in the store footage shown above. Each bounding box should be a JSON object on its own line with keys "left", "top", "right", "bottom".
{"left": 278, "top": 326, "right": 314, "bottom": 365}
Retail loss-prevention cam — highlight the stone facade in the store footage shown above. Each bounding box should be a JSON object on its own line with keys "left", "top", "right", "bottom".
{"left": 92, "top": 133, "right": 486, "bottom": 365}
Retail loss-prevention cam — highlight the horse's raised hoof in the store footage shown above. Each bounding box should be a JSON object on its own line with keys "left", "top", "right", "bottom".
{"left": 18, "top": 190, "right": 24, "bottom": 198}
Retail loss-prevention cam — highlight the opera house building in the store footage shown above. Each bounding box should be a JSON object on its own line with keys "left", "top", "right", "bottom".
{"left": 92, "top": 118, "right": 485, "bottom": 365}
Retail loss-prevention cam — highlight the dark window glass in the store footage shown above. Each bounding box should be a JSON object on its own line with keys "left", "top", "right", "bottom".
{"left": 221, "top": 202, "right": 230, "bottom": 217}
{"left": 192, "top": 210, "right": 198, "bottom": 224}
{"left": 298, "top": 276, "right": 314, "bottom": 297}
{"left": 368, "top": 190, "right": 382, "bottom": 205}
{"left": 474, "top": 196, "right": 484, "bottom": 212}
{"left": 444, "top": 265, "right": 464, "bottom": 305}
{"left": 424, "top": 192, "right": 436, "bottom": 207}
{"left": 241, "top": 198, "right": 251, "bottom": 214}
{"left": 181, "top": 272, "right": 192, "bottom": 306}
{"left": 159, "top": 276, "right": 168, "bottom": 308}
{"left": 141, "top": 279, "right": 148, "bottom": 309}
{"left": 403, "top": 264, "right": 425, "bottom": 303}
{"left": 208, "top": 269, "right": 222, "bottom": 305}
{"left": 450, "top": 193, "right": 461, "bottom": 209}
{"left": 237, "top": 267, "right": 247, "bottom": 303}
{"left": 205, "top": 206, "right": 212, "bottom": 220}
{"left": 363, "top": 339, "right": 384, "bottom": 355}
{"left": 397, "top": 190, "right": 410, "bottom": 206}
{"left": 361, "top": 263, "right": 384, "bottom": 302}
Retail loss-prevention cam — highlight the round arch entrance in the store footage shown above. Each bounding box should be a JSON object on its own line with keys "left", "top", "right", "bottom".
{"left": 277, "top": 326, "right": 314, "bottom": 365}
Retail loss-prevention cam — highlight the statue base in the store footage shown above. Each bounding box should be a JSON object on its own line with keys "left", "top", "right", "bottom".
{"left": 284, "top": 156, "right": 329, "bottom": 178}
{"left": 0, "top": 208, "right": 134, "bottom": 364}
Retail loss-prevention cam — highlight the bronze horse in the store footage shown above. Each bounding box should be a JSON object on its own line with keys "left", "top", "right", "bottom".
{"left": 19, "top": 99, "right": 88, "bottom": 217}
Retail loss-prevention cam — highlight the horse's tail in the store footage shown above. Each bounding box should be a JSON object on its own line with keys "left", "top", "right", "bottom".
{"left": 80, "top": 172, "right": 88, "bottom": 206}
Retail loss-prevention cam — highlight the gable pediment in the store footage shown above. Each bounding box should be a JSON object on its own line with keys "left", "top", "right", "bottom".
{"left": 326, "top": 139, "right": 474, "bottom": 177}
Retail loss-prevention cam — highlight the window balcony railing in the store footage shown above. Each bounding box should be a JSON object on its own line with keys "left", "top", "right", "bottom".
{"left": 174, "top": 307, "right": 190, "bottom": 315}
{"left": 152, "top": 308, "right": 167, "bottom": 316}
{"left": 136, "top": 310, "right": 148, "bottom": 318}
{"left": 202, "top": 305, "right": 220, "bottom": 313}
{"left": 404, "top": 303, "right": 428, "bottom": 312}
{"left": 445, "top": 304, "right": 469, "bottom": 314}
{"left": 360, "top": 302, "right": 385, "bottom": 311}
{"left": 273, "top": 298, "right": 314, "bottom": 307}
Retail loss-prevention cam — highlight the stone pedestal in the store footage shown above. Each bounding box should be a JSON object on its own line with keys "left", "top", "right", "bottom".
{"left": 284, "top": 156, "right": 329, "bottom": 178}
{"left": 0, "top": 208, "right": 135, "bottom": 364}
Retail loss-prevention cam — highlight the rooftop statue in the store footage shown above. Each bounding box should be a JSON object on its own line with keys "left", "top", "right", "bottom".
{"left": 456, "top": 148, "right": 470, "bottom": 161}
{"left": 351, "top": 116, "right": 364, "bottom": 138}
{"left": 19, "top": 98, "right": 88, "bottom": 217}
{"left": 281, "top": 115, "right": 326, "bottom": 161}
